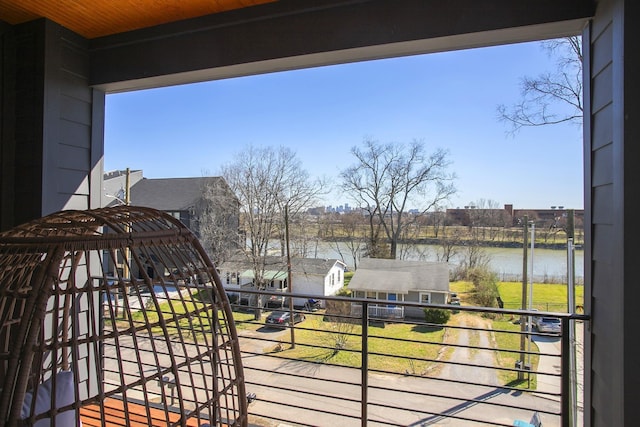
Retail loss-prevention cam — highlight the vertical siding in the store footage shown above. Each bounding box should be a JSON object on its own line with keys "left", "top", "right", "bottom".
{"left": 0, "top": 22, "right": 15, "bottom": 230}
{"left": 588, "top": 2, "right": 617, "bottom": 421}
{"left": 0, "top": 19, "right": 105, "bottom": 226}
{"left": 621, "top": 2, "right": 640, "bottom": 425}
{"left": 0, "top": 19, "right": 104, "bottom": 230}
{"left": 41, "top": 20, "right": 104, "bottom": 214}
{"left": 5, "top": 22, "right": 45, "bottom": 226}
{"left": 587, "top": 0, "right": 640, "bottom": 425}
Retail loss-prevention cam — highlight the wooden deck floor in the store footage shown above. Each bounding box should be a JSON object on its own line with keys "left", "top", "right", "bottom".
{"left": 80, "top": 398, "right": 205, "bottom": 426}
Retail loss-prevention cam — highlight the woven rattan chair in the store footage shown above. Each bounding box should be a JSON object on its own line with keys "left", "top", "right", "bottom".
{"left": 0, "top": 206, "right": 247, "bottom": 426}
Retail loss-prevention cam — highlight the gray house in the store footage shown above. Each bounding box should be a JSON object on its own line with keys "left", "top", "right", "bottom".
{"left": 104, "top": 174, "right": 240, "bottom": 265}
{"left": 349, "top": 258, "right": 450, "bottom": 319}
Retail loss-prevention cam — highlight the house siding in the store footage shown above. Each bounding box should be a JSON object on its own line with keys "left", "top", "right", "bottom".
{"left": 587, "top": 0, "right": 640, "bottom": 425}
{"left": 218, "top": 259, "right": 345, "bottom": 306}
{"left": 0, "top": 19, "right": 103, "bottom": 229}
{"left": 291, "top": 273, "right": 323, "bottom": 306}
{"left": 404, "top": 291, "right": 448, "bottom": 319}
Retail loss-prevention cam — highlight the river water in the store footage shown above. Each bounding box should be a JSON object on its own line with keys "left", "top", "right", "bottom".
{"left": 311, "top": 242, "right": 584, "bottom": 282}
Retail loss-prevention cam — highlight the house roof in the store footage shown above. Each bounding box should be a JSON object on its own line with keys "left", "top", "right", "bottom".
{"left": 129, "top": 177, "right": 227, "bottom": 211}
{"left": 240, "top": 270, "right": 288, "bottom": 281}
{"left": 348, "top": 258, "right": 449, "bottom": 294}
{"left": 218, "top": 255, "right": 346, "bottom": 278}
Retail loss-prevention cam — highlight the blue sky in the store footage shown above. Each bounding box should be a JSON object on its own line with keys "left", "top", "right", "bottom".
{"left": 105, "top": 40, "right": 584, "bottom": 210}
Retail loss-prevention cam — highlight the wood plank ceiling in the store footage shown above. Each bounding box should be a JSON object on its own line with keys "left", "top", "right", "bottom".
{"left": 0, "top": 0, "right": 276, "bottom": 38}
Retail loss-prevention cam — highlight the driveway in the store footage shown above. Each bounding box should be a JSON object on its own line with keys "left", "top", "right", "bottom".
{"left": 237, "top": 316, "right": 563, "bottom": 426}
{"left": 533, "top": 320, "right": 584, "bottom": 425}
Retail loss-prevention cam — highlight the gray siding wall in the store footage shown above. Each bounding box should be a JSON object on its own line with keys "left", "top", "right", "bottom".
{"left": 0, "top": 19, "right": 104, "bottom": 230}
{"left": 587, "top": 0, "right": 639, "bottom": 425}
{"left": 405, "top": 291, "right": 448, "bottom": 319}
{"left": 40, "top": 20, "right": 105, "bottom": 215}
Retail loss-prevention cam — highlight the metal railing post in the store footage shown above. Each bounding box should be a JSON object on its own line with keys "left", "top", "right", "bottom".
{"left": 361, "top": 300, "right": 369, "bottom": 427}
{"left": 561, "top": 317, "right": 572, "bottom": 427}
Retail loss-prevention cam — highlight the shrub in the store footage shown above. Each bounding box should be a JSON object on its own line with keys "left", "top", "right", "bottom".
{"left": 335, "top": 286, "right": 351, "bottom": 297}
{"left": 467, "top": 266, "right": 500, "bottom": 307}
{"left": 423, "top": 308, "right": 451, "bottom": 325}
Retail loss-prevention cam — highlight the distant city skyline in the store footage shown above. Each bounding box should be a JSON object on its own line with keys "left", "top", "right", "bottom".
{"left": 105, "top": 40, "right": 584, "bottom": 210}
{"left": 322, "top": 201, "right": 578, "bottom": 213}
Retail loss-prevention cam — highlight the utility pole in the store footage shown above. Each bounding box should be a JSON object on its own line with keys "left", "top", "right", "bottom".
{"left": 527, "top": 220, "right": 535, "bottom": 372}
{"left": 566, "top": 209, "right": 578, "bottom": 425}
{"left": 285, "top": 204, "right": 296, "bottom": 348}
{"left": 518, "top": 216, "right": 528, "bottom": 380}
{"left": 122, "top": 168, "right": 131, "bottom": 319}
{"left": 123, "top": 168, "right": 131, "bottom": 279}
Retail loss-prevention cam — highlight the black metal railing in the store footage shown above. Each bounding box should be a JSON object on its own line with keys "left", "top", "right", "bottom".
{"left": 227, "top": 288, "right": 588, "bottom": 427}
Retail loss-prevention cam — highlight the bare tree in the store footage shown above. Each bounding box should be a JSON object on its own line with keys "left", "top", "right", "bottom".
{"left": 458, "top": 241, "right": 491, "bottom": 276}
{"left": 325, "top": 211, "right": 364, "bottom": 269}
{"left": 429, "top": 208, "right": 448, "bottom": 238}
{"left": 437, "top": 226, "right": 462, "bottom": 263}
{"left": 466, "top": 199, "right": 508, "bottom": 242}
{"left": 273, "top": 159, "right": 327, "bottom": 259}
{"left": 340, "top": 138, "right": 456, "bottom": 259}
{"left": 498, "top": 36, "right": 583, "bottom": 134}
{"left": 221, "top": 145, "right": 324, "bottom": 317}
{"left": 197, "top": 178, "right": 241, "bottom": 265}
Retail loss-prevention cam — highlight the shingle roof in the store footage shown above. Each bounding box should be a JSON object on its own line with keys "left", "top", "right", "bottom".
{"left": 129, "top": 177, "right": 227, "bottom": 211}
{"left": 218, "top": 254, "right": 345, "bottom": 277}
{"left": 348, "top": 258, "right": 449, "bottom": 293}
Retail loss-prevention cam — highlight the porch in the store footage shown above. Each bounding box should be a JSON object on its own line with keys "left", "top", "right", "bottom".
{"left": 351, "top": 303, "right": 404, "bottom": 319}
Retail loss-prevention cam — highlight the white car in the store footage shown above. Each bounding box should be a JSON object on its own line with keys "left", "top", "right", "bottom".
{"left": 533, "top": 316, "right": 561, "bottom": 334}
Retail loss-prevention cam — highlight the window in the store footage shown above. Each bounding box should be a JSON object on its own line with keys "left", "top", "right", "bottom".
{"left": 366, "top": 291, "right": 377, "bottom": 299}
{"left": 419, "top": 293, "right": 431, "bottom": 304}
{"left": 226, "top": 272, "right": 230, "bottom": 284}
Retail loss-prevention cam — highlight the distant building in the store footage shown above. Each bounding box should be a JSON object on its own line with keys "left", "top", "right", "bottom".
{"left": 446, "top": 204, "right": 584, "bottom": 228}
{"left": 103, "top": 171, "right": 240, "bottom": 263}
{"left": 102, "top": 169, "right": 143, "bottom": 206}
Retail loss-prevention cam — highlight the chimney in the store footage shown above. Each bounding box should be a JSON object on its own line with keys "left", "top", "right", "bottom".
{"left": 504, "top": 204, "right": 513, "bottom": 217}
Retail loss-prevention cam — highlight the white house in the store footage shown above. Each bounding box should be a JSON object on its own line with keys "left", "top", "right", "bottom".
{"left": 348, "top": 258, "right": 450, "bottom": 319}
{"left": 217, "top": 255, "right": 347, "bottom": 307}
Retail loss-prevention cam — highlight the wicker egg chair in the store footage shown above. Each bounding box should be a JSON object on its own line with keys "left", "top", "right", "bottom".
{"left": 0, "top": 206, "right": 247, "bottom": 427}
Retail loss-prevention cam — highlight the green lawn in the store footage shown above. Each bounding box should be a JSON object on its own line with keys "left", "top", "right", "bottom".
{"left": 265, "top": 315, "right": 446, "bottom": 375}
{"left": 129, "top": 281, "right": 573, "bottom": 389}
{"left": 451, "top": 280, "right": 584, "bottom": 313}
{"left": 491, "top": 317, "right": 539, "bottom": 389}
{"left": 498, "top": 281, "right": 584, "bottom": 312}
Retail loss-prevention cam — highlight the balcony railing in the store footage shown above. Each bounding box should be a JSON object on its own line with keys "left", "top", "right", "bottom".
{"left": 227, "top": 288, "right": 588, "bottom": 427}
{"left": 351, "top": 303, "right": 404, "bottom": 319}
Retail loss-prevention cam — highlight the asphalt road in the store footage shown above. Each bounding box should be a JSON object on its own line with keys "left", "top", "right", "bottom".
{"left": 239, "top": 323, "right": 563, "bottom": 427}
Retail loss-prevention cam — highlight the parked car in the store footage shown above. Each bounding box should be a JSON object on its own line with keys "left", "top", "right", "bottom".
{"left": 533, "top": 316, "right": 561, "bottom": 334}
{"left": 266, "top": 294, "right": 289, "bottom": 308}
{"left": 265, "top": 310, "right": 305, "bottom": 328}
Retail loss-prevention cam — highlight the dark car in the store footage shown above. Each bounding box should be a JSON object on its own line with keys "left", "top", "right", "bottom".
{"left": 265, "top": 310, "right": 305, "bottom": 328}
{"left": 266, "top": 294, "right": 289, "bottom": 308}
